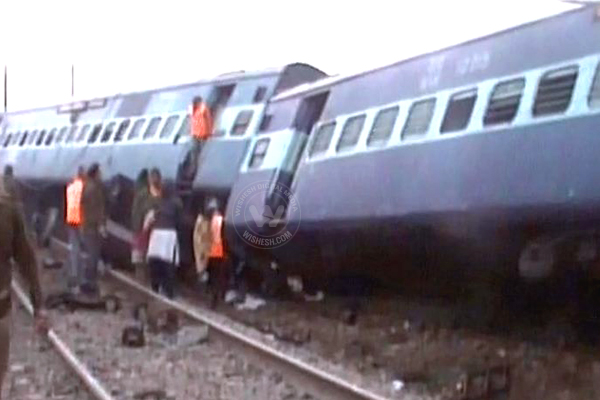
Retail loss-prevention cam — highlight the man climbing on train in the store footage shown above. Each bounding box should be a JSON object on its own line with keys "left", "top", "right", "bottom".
{"left": 65, "top": 166, "right": 85, "bottom": 294}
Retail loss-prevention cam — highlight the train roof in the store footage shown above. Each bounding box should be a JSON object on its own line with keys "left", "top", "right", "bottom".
{"left": 4, "top": 62, "right": 325, "bottom": 117}
{"left": 272, "top": 5, "right": 592, "bottom": 102}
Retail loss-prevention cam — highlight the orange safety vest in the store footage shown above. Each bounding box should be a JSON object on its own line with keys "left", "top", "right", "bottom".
{"left": 209, "top": 214, "right": 224, "bottom": 259}
{"left": 191, "top": 103, "right": 214, "bottom": 140}
{"left": 65, "top": 178, "right": 84, "bottom": 226}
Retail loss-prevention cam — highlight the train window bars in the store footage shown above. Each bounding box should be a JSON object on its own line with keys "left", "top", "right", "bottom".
{"left": 337, "top": 114, "right": 366, "bottom": 152}
{"left": 88, "top": 124, "right": 103, "bottom": 144}
{"left": 65, "top": 126, "right": 78, "bottom": 144}
{"left": 143, "top": 117, "right": 162, "bottom": 140}
{"left": 114, "top": 120, "right": 130, "bottom": 143}
{"left": 590, "top": 62, "right": 600, "bottom": 109}
{"left": 159, "top": 115, "right": 180, "bottom": 139}
{"left": 484, "top": 78, "right": 525, "bottom": 126}
{"left": 533, "top": 65, "right": 578, "bottom": 117}
{"left": 402, "top": 98, "right": 436, "bottom": 140}
{"left": 101, "top": 122, "right": 116, "bottom": 143}
{"left": 44, "top": 129, "right": 56, "bottom": 146}
{"left": 309, "top": 122, "right": 336, "bottom": 158}
{"left": 128, "top": 119, "right": 146, "bottom": 141}
{"left": 231, "top": 110, "right": 254, "bottom": 136}
{"left": 76, "top": 125, "right": 90, "bottom": 143}
{"left": 367, "top": 106, "right": 399, "bottom": 147}
{"left": 55, "top": 127, "right": 69, "bottom": 145}
{"left": 249, "top": 138, "right": 270, "bottom": 168}
{"left": 441, "top": 88, "right": 478, "bottom": 133}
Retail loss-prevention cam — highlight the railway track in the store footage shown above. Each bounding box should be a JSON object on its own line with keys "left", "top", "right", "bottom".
{"left": 107, "top": 270, "right": 388, "bottom": 400}
{"left": 11, "top": 282, "right": 114, "bottom": 400}
{"left": 36, "top": 237, "right": 391, "bottom": 400}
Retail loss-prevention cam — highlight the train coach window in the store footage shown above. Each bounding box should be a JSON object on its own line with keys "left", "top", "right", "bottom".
{"left": 88, "top": 124, "right": 103, "bottom": 144}
{"left": 441, "top": 88, "right": 477, "bottom": 133}
{"left": 55, "top": 127, "right": 68, "bottom": 145}
{"left": 253, "top": 86, "right": 267, "bottom": 103}
{"left": 10, "top": 132, "right": 21, "bottom": 147}
{"left": 101, "top": 122, "right": 116, "bottom": 143}
{"left": 128, "top": 118, "right": 145, "bottom": 140}
{"left": 77, "top": 125, "right": 90, "bottom": 143}
{"left": 159, "top": 115, "right": 179, "bottom": 139}
{"left": 143, "top": 117, "right": 162, "bottom": 139}
{"left": 231, "top": 110, "right": 254, "bottom": 136}
{"left": 37, "top": 129, "right": 52, "bottom": 146}
{"left": 337, "top": 114, "right": 366, "bottom": 152}
{"left": 173, "top": 115, "right": 190, "bottom": 143}
{"left": 249, "top": 138, "right": 270, "bottom": 168}
{"left": 19, "top": 131, "right": 29, "bottom": 147}
{"left": 114, "top": 120, "right": 130, "bottom": 143}
{"left": 590, "top": 63, "right": 600, "bottom": 109}
{"left": 28, "top": 130, "right": 38, "bottom": 146}
{"left": 367, "top": 106, "right": 399, "bottom": 147}
{"left": 30, "top": 130, "right": 42, "bottom": 146}
{"left": 309, "top": 122, "right": 336, "bottom": 158}
{"left": 533, "top": 65, "right": 578, "bottom": 116}
{"left": 484, "top": 78, "right": 525, "bottom": 126}
{"left": 402, "top": 98, "right": 436, "bottom": 140}
{"left": 3, "top": 134, "right": 11, "bottom": 147}
{"left": 44, "top": 129, "right": 56, "bottom": 146}
{"left": 65, "top": 126, "right": 78, "bottom": 144}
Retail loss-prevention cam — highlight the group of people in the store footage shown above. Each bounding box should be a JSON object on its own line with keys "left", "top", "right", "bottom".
{"left": 0, "top": 96, "right": 221, "bottom": 397}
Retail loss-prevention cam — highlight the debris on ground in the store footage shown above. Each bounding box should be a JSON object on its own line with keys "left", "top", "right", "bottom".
{"left": 176, "top": 325, "right": 210, "bottom": 347}
{"left": 235, "top": 294, "right": 266, "bottom": 311}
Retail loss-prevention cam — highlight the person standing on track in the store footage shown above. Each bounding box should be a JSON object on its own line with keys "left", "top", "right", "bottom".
{"left": 146, "top": 184, "right": 183, "bottom": 299}
{"left": 80, "top": 163, "right": 107, "bottom": 299}
{"left": 131, "top": 169, "right": 150, "bottom": 283}
{"left": 0, "top": 178, "right": 48, "bottom": 399}
{"left": 206, "top": 198, "right": 228, "bottom": 308}
{"left": 65, "top": 166, "right": 85, "bottom": 294}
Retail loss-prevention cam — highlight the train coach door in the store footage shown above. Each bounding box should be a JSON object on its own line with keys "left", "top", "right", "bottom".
{"left": 265, "top": 92, "right": 329, "bottom": 218}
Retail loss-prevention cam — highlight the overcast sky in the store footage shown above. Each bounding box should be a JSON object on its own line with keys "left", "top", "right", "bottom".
{"left": 0, "top": 0, "right": 579, "bottom": 111}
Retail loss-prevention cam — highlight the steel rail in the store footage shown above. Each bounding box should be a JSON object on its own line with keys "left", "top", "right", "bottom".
{"left": 11, "top": 281, "right": 115, "bottom": 400}
{"left": 108, "top": 269, "right": 390, "bottom": 400}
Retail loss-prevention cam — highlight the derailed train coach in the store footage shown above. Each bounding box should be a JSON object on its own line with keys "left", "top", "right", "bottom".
{"left": 226, "top": 5, "right": 600, "bottom": 293}
{"left": 0, "top": 64, "right": 326, "bottom": 267}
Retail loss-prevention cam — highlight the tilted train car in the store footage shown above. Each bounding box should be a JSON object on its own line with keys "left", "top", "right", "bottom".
{"left": 226, "top": 5, "right": 600, "bottom": 294}
{"left": 0, "top": 64, "right": 326, "bottom": 267}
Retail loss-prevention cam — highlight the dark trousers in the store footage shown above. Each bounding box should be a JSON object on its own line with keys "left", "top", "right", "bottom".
{"left": 82, "top": 228, "right": 101, "bottom": 296}
{"left": 148, "top": 258, "right": 176, "bottom": 299}
{"left": 208, "top": 258, "right": 229, "bottom": 305}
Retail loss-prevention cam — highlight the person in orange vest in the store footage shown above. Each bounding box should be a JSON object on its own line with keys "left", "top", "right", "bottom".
{"left": 206, "top": 198, "right": 228, "bottom": 308}
{"left": 65, "top": 166, "right": 85, "bottom": 293}
{"left": 190, "top": 96, "right": 214, "bottom": 142}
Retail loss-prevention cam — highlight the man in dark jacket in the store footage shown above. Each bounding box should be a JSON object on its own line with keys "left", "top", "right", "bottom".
{"left": 80, "top": 163, "right": 106, "bottom": 297}
{"left": 0, "top": 179, "right": 48, "bottom": 397}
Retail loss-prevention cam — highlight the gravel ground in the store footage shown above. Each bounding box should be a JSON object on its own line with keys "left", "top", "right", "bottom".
{"left": 36, "top": 254, "right": 314, "bottom": 400}
{"left": 1, "top": 304, "right": 94, "bottom": 400}
{"left": 44, "top": 242, "right": 600, "bottom": 400}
